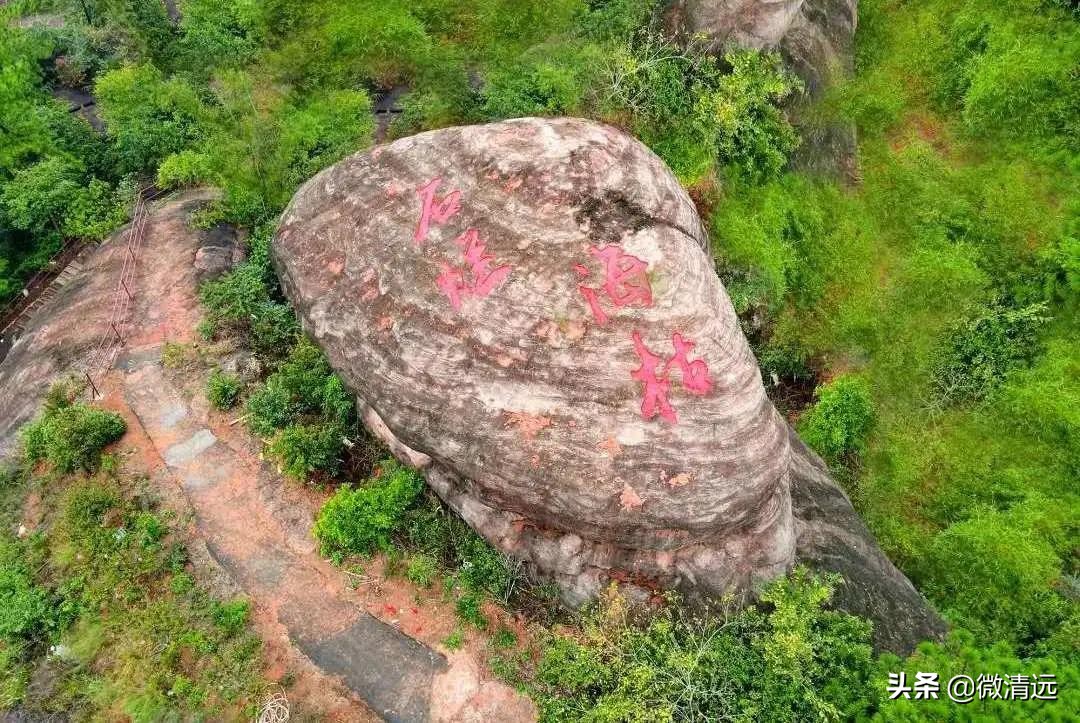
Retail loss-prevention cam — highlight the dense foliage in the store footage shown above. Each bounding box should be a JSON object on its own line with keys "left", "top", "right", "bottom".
{"left": 206, "top": 368, "right": 242, "bottom": 410}
{"left": 315, "top": 461, "right": 527, "bottom": 630}
{"left": 2, "top": 0, "right": 1077, "bottom": 718}
{"left": 516, "top": 570, "right": 878, "bottom": 721}
{"left": 707, "top": 0, "right": 1079, "bottom": 673}
{"left": 313, "top": 460, "right": 425, "bottom": 559}
{"left": 0, "top": 420, "right": 266, "bottom": 716}
{"left": 21, "top": 382, "right": 126, "bottom": 472}
{"left": 0, "top": 3, "right": 132, "bottom": 303}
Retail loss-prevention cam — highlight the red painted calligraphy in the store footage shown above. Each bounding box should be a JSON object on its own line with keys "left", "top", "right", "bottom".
{"left": 632, "top": 331, "right": 676, "bottom": 423}
{"left": 436, "top": 227, "right": 511, "bottom": 311}
{"left": 576, "top": 245, "right": 652, "bottom": 324}
{"left": 664, "top": 332, "right": 713, "bottom": 395}
{"left": 414, "top": 177, "right": 462, "bottom": 244}
{"left": 631, "top": 331, "right": 713, "bottom": 424}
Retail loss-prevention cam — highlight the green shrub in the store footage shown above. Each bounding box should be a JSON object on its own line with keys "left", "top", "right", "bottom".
{"left": 923, "top": 510, "right": 1067, "bottom": 646}
{"left": 94, "top": 64, "right": 206, "bottom": 175}
{"left": 523, "top": 569, "right": 877, "bottom": 722}
{"left": 455, "top": 591, "right": 486, "bottom": 629}
{"left": 156, "top": 149, "right": 214, "bottom": 189}
{"left": 481, "top": 41, "right": 603, "bottom": 119}
{"left": 244, "top": 379, "right": 294, "bottom": 437}
{"left": 442, "top": 628, "right": 465, "bottom": 650}
{"left": 34, "top": 477, "right": 269, "bottom": 719}
{"left": 211, "top": 599, "right": 251, "bottom": 635}
{"left": 267, "top": 422, "right": 345, "bottom": 481}
{"left": 313, "top": 461, "right": 425, "bottom": 558}
{"left": 492, "top": 626, "right": 517, "bottom": 650}
{"left": 797, "top": 375, "right": 875, "bottom": 467}
{"left": 22, "top": 398, "right": 127, "bottom": 473}
{"left": 406, "top": 553, "right": 438, "bottom": 588}
{"left": 175, "top": 0, "right": 260, "bottom": 72}
{"left": 605, "top": 37, "right": 800, "bottom": 184}
{"left": 206, "top": 369, "right": 242, "bottom": 410}
{"left": 244, "top": 337, "right": 352, "bottom": 447}
{"left": 877, "top": 629, "right": 1080, "bottom": 720}
{"left": 198, "top": 227, "right": 299, "bottom": 358}
{"left": 931, "top": 301, "right": 1050, "bottom": 405}
{"left": 0, "top": 538, "right": 54, "bottom": 643}
{"left": 401, "top": 490, "right": 519, "bottom": 605}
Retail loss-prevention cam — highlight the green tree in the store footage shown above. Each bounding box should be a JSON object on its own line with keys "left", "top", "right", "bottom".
{"left": 95, "top": 64, "right": 205, "bottom": 174}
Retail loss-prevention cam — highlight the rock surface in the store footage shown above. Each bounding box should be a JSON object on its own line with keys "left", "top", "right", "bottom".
{"left": 665, "top": 0, "right": 857, "bottom": 94}
{"left": 273, "top": 117, "right": 943, "bottom": 653}
{"left": 0, "top": 191, "right": 219, "bottom": 462}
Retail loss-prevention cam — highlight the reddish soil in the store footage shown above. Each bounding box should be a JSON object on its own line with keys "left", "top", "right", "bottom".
{"left": 5, "top": 188, "right": 537, "bottom": 721}
{"left": 117, "top": 190, "right": 534, "bottom": 720}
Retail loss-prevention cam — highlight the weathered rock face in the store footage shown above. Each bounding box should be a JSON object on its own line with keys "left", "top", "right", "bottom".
{"left": 665, "top": 0, "right": 859, "bottom": 176}
{"left": 273, "top": 117, "right": 943, "bottom": 653}
{"left": 665, "top": 0, "right": 857, "bottom": 94}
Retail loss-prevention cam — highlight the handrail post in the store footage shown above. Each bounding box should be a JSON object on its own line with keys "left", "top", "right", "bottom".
{"left": 85, "top": 372, "right": 99, "bottom": 400}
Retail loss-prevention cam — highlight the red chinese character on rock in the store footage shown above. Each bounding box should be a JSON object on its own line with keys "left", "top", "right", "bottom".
{"left": 414, "top": 177, "right": 462, "bottom": 244}
{"left": 631, "top": 331, "right": 713, "bottom": 424}
{"left": 435, "top": 227, "right": 511, "bottom": 311}
{"left": 576, "top": 245, "right": 652, "bottom": 325}
{"left": 664, "top": 332, "right": 713, "bottom": 395}
{"left": 631, "top": 332, "right": 676, "bottom": 423}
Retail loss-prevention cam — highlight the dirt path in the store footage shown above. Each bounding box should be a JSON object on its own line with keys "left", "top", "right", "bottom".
{"left": 101, "top": 191, "right": 535, "bottom": 721}
{"left": 1, "top": 189, "right": 535, "bottom": 721}
{"left": 121, "top": 352, "right": 443, "bottom": 721}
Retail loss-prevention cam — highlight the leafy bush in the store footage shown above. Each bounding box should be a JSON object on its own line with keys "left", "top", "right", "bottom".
{"left": 523, "top": 569, "right": 877, "bottom": 722}
{"left": 443, "top": 628, "right": 465, "bottom": 650}
{"left": 313, "top": 461, "right": 425, "bottom": 558}
{"left": 406, "top": 553, "right": 438, "bottom": 588}
{"left": 175, "top": 0, "right": 260, "bottom": 72}
{"left": 797, "top": 375, "right": 875, "bottom": 467}
{"left": 244, "top": 337, "right": 352, "bottom": 452}
{"left": 923, "top": 510, "right": 1067, "bottom": 646}
{"left": 401, "top": 490, "right": 519, "bottom": 607}
{"left": 22, "top": 395, "right": 127, "bottom": 473}
{"left": 481, "top": 41, "right": 603, "bottom": 119}
{"left": 0, "top": 538, "right": 54, "bottom": 642}
{"left": 931, "top": 301, "right": 1050, "bottom": 405}
{"left": 606, "top": 37, "right": 801, "bottom": 183}
{"left": 877, "top": 629, "right": 1080, "bottom": 720}
{"left": 94, "top": 64, "right": 206, "bottom": 174}
{"left": 156, "top": 149, "right": 214, "bottom": 189}
{"left": 199, "top": 227, "right": 298, "bottom": 357}
{"left": 206, "top": 369, "right": 242, "bottom": 410}
{"left": 267, "top": 422, "right": 345, "bottom": 480}
{"left": 211, "top": 599, "right": 251, "bottom": 636}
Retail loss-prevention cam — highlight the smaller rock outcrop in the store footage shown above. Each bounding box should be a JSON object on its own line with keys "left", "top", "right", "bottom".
{"left": 665, "top": 0, "right": 859, "bottom": 176}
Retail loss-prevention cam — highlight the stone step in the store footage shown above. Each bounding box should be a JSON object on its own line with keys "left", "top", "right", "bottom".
{"left": 122, "top": 352, "right": 447, "bottom": 722}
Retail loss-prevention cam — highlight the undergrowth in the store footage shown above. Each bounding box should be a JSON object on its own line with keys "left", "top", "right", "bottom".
{"left": 1, "top": 390, "right": 268, "bottom": 718}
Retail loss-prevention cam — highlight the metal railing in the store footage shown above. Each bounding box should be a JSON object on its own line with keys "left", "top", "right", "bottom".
{"left": 79, "top": 185, "right": 166, "bottom": 397}
{"left": 0, "top": 239, "right": 89, "bottom": 341}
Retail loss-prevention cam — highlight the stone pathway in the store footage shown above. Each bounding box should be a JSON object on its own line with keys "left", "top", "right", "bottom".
{"left": 121, "top": 351, "right": 447, "bottom": 722}
{"left": 2, "top": 189, "right": 536, "bottom": 722}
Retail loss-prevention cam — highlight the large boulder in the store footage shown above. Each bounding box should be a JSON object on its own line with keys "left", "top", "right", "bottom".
{"left": 273, "top": 117, "right": 943, "bottom": 653}
{"left": 664, "top": 0, "right": 860, "bottom": 177}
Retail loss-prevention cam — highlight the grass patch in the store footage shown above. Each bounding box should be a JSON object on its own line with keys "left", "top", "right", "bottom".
{"left": 0, "top": 456, "right": 269, "bottom": 719}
